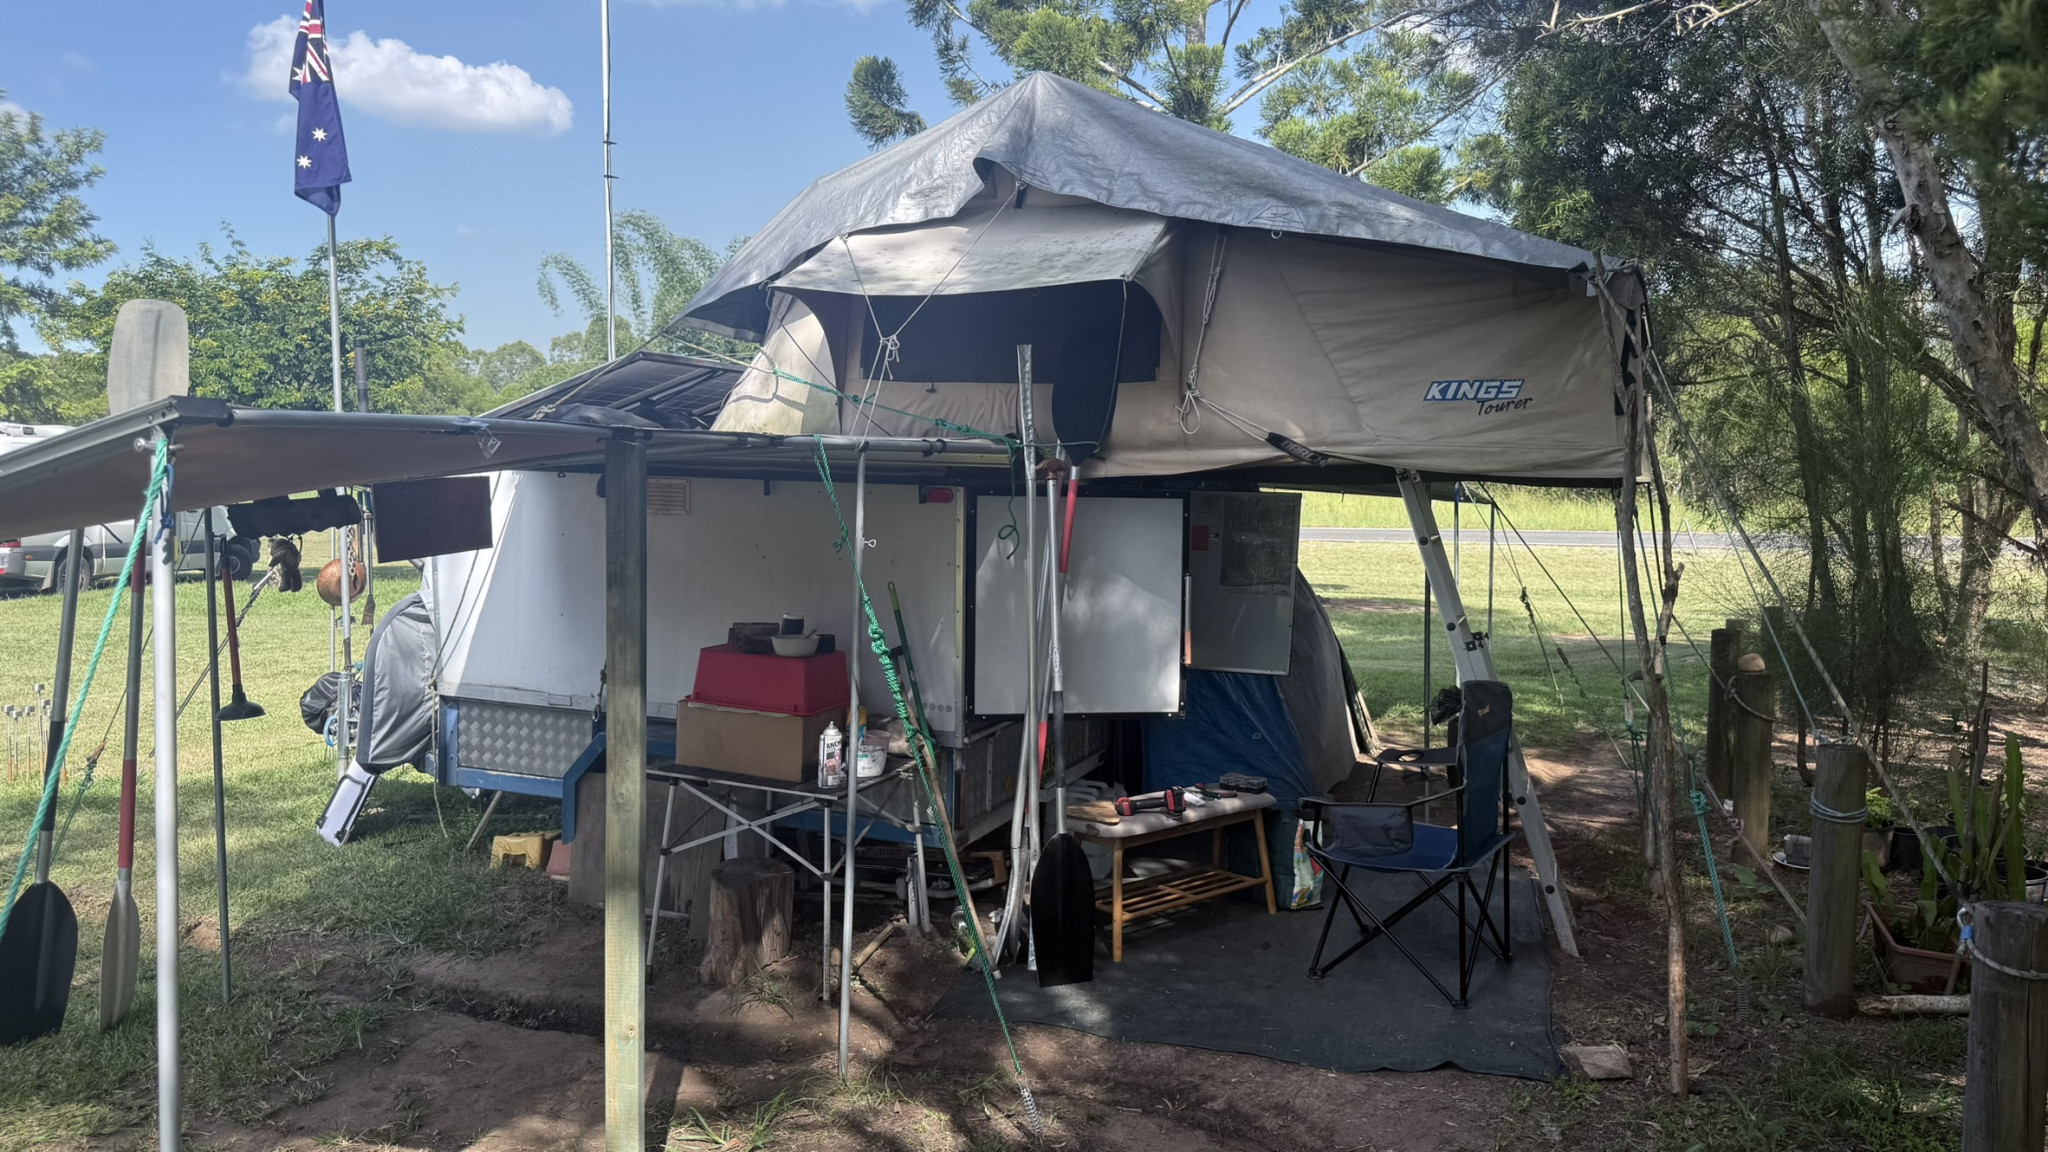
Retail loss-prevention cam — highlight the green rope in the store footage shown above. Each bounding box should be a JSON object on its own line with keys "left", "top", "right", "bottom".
{"left": 1, "top": 438, "right": 168, "bottom": 938}
{"left": 1690, "top": 773, "right": 1751, "bottom": 1020}
{"left": 811, "top": 437, "right": 1042, "bottom": 1132}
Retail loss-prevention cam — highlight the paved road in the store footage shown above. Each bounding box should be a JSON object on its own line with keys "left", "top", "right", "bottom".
{"left": 1300, "top": 527, "right": 1743, "bottom": 550}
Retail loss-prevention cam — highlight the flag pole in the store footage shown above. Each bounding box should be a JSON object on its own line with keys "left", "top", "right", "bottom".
{"left": 326, "top": 212, "right": 353, "bottom": 776}
{"left": 601, "top": 0, "right": 617, "bottom": 362}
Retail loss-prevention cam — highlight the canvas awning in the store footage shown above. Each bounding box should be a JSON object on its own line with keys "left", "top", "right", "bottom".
{"left": 0, "top": 397, "right": 1017, "bottom": 541}
{"left": 775, "top": 204, "right": 1170, "bottom": 298}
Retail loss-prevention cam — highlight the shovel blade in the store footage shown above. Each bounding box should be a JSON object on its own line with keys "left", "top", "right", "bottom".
{"left": 0, "top": 881, "right": 79, "bottom": 1045}
{"left": 99, "top": 889, "right": 140, "bottom": 1029}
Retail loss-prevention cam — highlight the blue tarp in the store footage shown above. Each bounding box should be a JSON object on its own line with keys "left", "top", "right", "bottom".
{"left": 1142, "top": 669, "right": 1312, "bottom": 805}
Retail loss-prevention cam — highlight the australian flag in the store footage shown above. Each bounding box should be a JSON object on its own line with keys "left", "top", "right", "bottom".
{"left": 289, "top": 0, "right": 351, "bottom": 215}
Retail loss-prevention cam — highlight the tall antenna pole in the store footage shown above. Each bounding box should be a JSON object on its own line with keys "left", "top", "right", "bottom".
{"left": 601, "top": 0, "right": 617, "bottom": 362}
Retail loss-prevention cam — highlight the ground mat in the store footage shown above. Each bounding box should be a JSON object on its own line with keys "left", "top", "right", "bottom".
{"left": 933, "top": 871, "right": 1560, "bottom": 1079}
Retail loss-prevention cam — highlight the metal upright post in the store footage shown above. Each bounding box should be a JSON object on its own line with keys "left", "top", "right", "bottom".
{"left": 327, "top": 214, "right": 352, "bottom": 777}
{"left": 203, "top": 512, "right": 232, "bottom": 1001}
{"left": 839, "top": 446, "right": 867, "bottom": 1080}
{"left": 355, "top": 345, "right": 375, "bottom": 633}
{"left": 601, "top": 432, "right": 648, "bottom": 1152}
{"left": 1397, "top": 471, "right": 1578, "bottom": 957}
{"left": 600, "top": 0, "right": 618, "bottom": 363}
{"left": 149, "top": 435, "right": 181, "bottom": 1151}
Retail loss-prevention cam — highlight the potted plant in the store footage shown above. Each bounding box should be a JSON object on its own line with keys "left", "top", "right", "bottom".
{"left": 1864, "top": 788, "right": 1900, "bottom": 869}
{"left": 1863, "top": 733, "right": 2032, "bottom": 992}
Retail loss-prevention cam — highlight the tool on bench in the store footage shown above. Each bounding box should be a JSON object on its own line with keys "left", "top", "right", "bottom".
{"left": 1218, "top": 772, "right": 1268, "bottom": 794}
{"left": 1114, "top": 787, "right": 1188, "bottom": 820}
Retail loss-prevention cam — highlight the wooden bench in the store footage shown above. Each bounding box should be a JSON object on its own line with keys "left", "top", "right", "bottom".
{"left": 1068, "top": 792, "right": 1278, "bottom": 961}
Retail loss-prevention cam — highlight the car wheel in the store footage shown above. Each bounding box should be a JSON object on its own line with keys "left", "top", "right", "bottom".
{"left": 221, "top": 538, "right": 259, "bottom": 581}
{"left": 50, "top": 556, "right": 92, "bottom": 595}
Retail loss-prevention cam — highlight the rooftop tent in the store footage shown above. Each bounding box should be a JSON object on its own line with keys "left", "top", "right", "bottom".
{"left": 683, "top": 72, "right": 1645, "bottom": 483}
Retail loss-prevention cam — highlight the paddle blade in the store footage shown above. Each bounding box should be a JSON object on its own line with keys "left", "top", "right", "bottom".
{"left": 98, "top": 887, "right": 140, "bottom": 1029}
{"left": 106, "top": 300, "right": 190, "bottom": 415}
{"left": 0, "top": 882, "right": 79, "bottom": 1045}
{"left": 1030, "top": 833, "right": 1097, "bottom": 988}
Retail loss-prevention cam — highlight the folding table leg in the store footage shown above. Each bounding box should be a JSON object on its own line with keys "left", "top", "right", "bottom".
{"left": 1253, "top": 812, "right": 1276, "bottom": 913}
{"left": 1111, "top": 843, "right": 1125, "bottom": 963}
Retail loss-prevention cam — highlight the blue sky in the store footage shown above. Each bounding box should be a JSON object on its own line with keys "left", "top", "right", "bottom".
{"left": 0, "top": 1, "right": 966, "bottom": 352}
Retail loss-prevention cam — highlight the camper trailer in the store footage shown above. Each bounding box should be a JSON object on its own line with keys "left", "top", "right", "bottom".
{"left": 363, "top": 72, "right": 1643, "bottom": 951}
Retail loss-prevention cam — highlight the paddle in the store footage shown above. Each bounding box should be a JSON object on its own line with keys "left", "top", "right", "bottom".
{"left": 0, "top": 533, "right": 86, "bottom": 1045}
{"left": 216, "top": 556, "right": 264, "bottom": 721}
{"left": 1032, "top": 468, "right": 1095, "bottom": 987}
{"left": 96, "top": 298, "right": 190, "bottom": 1030}
{"left": 100, "top": 562, "right": 145, "bottom": 1028}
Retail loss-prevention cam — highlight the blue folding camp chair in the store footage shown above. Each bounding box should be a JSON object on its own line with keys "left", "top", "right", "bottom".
{"left": 1302, "top": 680, "right": 1516, "bottom": 1008}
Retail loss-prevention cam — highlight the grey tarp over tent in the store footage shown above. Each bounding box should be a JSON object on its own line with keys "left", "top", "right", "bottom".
{"left": 684, "top": 72, "right": 1644, "bottom": 484}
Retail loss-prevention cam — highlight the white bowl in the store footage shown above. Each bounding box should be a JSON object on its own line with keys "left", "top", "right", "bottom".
{"left": 771, "top": 633, "right": 820, "bottom": 658}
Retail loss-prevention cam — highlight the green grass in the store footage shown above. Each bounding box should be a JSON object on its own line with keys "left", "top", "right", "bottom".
{"left": 1300, "top": 538, "right": 1748, "bottom": 752}
{"left": 1290, "top": 484, "right": 1705, "bottom": 534}
{"left": 0, "top": 549, "right": 565, "bottom": 1143}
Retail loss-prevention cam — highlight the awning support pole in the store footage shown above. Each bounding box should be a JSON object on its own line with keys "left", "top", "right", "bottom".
{"left": 839, "top": 445, "right": 867, "bottom": 1080}
{"left": 603, "top": 432, "right": 648, "bottom": 1151}
{"left": 1397, "top": 472, "right": 1578, "bottom": 957}
{"left": 150, "top": 432, "right": 182, "bottom": 1150}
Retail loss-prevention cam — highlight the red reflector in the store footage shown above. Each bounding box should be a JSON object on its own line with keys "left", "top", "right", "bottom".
{"left": 919, "top": 486, "right": 955, "bottom": 504}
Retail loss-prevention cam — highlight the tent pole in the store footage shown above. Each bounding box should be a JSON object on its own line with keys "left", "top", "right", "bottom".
{"left": 839, "top": 446, "right": 867, "bottom": 1080}
{"left": 1398, "top": 471, "right": 1578, "bottom": 957}
{"left": 602, "top": 432, "right": 648, "bottom": 1151}
{"left": 150, "top": 432, "right": 182, "bottom": 1151}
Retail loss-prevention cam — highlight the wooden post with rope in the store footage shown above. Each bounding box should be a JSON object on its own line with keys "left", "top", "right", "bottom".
{"left": 1706, "top": 620, "right": 1745, "bottom": 797}
{"left": 1963, "top": 901, "right": 2048, "bottom": 1151}
{"left": 1804, "top": 742, "right": 1866, "bottom": 1018}
{"left": 1730, "top": 656, "right": 1774, "bottom": 860}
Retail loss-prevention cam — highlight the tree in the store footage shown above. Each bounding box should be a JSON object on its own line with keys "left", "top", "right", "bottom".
{"left": 469, "top": 340, "right": 547, "bottom": 391}
{"left": 847, "top": 56, "right": 927, "bottom": 147}
{"left": 532, "top": 211, "right": 753, "bottom": 391}
{"left": 844, "top": 0, "right": 1499, "bottom": 166}
{"left": 0, "top": 93, "right": 113, "bottom": 350}
{"left": 30, "top": 230, "right": 491, "bottom": 418}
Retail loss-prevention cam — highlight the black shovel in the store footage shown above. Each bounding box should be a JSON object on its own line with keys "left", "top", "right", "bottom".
{"left": 0, "top": 532, "right": 86, "bottom": 1045}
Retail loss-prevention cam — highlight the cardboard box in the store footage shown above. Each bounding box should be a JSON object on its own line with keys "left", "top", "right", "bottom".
{"left": 676, "top": 698, "right": 839, "bottom": 783}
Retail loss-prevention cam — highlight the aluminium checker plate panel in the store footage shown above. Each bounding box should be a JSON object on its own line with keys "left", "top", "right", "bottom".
{"left": 453, "top": 699, "right": 592, "bottom": 780}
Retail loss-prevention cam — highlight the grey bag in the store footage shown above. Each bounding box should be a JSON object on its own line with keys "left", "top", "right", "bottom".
{"left": 356, "top": 592, "right": 437, "bottom": 775}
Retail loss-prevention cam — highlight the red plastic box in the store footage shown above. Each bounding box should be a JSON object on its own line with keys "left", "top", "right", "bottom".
{"left": 689, "top": 644, "right": 850, "bottom": 716}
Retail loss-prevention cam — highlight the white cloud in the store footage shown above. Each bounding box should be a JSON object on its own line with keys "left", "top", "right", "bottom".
{"left": 241, "top": 16, "right": 573, "bottom": 136}
{"left": 0, "top": 100, "right": 26, "bottom": 127}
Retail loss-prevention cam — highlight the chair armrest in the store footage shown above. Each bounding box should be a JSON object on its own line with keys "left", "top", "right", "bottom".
{"left": 1375, "top": 745, "right": 1459, "bottom": 769}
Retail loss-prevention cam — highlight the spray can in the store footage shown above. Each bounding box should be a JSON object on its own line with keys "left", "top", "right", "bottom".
{"left": 818, "top": 722, "right": 845, "bottom": 789}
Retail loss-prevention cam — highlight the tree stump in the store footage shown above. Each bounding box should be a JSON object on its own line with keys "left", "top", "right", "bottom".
{"left": 698, "top": 859, "right": 794, "bottom": 988}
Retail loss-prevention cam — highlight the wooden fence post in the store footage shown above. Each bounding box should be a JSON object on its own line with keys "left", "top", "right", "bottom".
{"left": 1964, "top": 901, "right": 2048, "bottom": 1151}
{"left": 1706, "top": 620, "right": 1746, "bottom": 797}
{"left": 1804, "top": 742, "right": 1867, "bottom": 1017}
{"left": 1731, "top": 656, "right": 1774, "bottom": 860}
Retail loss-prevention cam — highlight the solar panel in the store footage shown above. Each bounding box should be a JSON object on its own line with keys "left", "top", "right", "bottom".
{"left": 487, "top": 351, "right": 746, "bottom": 429}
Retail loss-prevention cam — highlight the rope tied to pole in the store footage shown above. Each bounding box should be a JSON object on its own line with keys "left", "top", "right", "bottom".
{"left": 810, "top": 436, "right": 1043, "bottom": 1136}
{"left": 1, "top": 438, "right": 170, "bottom": 939}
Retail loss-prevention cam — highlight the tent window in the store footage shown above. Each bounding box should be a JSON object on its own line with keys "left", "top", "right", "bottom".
{"left": 861, "top": 280, "right": 1161, "bottom": 384}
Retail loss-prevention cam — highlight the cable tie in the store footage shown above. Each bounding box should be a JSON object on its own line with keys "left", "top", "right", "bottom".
{"left": 1807, "top": 797, "right": 1868, "bottom": 824}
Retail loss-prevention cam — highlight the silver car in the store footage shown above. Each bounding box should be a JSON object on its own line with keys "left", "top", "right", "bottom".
{"left": 0, "top": 422, "right": 259, "bottom": 592}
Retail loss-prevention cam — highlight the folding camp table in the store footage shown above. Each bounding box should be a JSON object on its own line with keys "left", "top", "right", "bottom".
{"left": 643, "top": 761, "right": 930, "bottom": 996}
